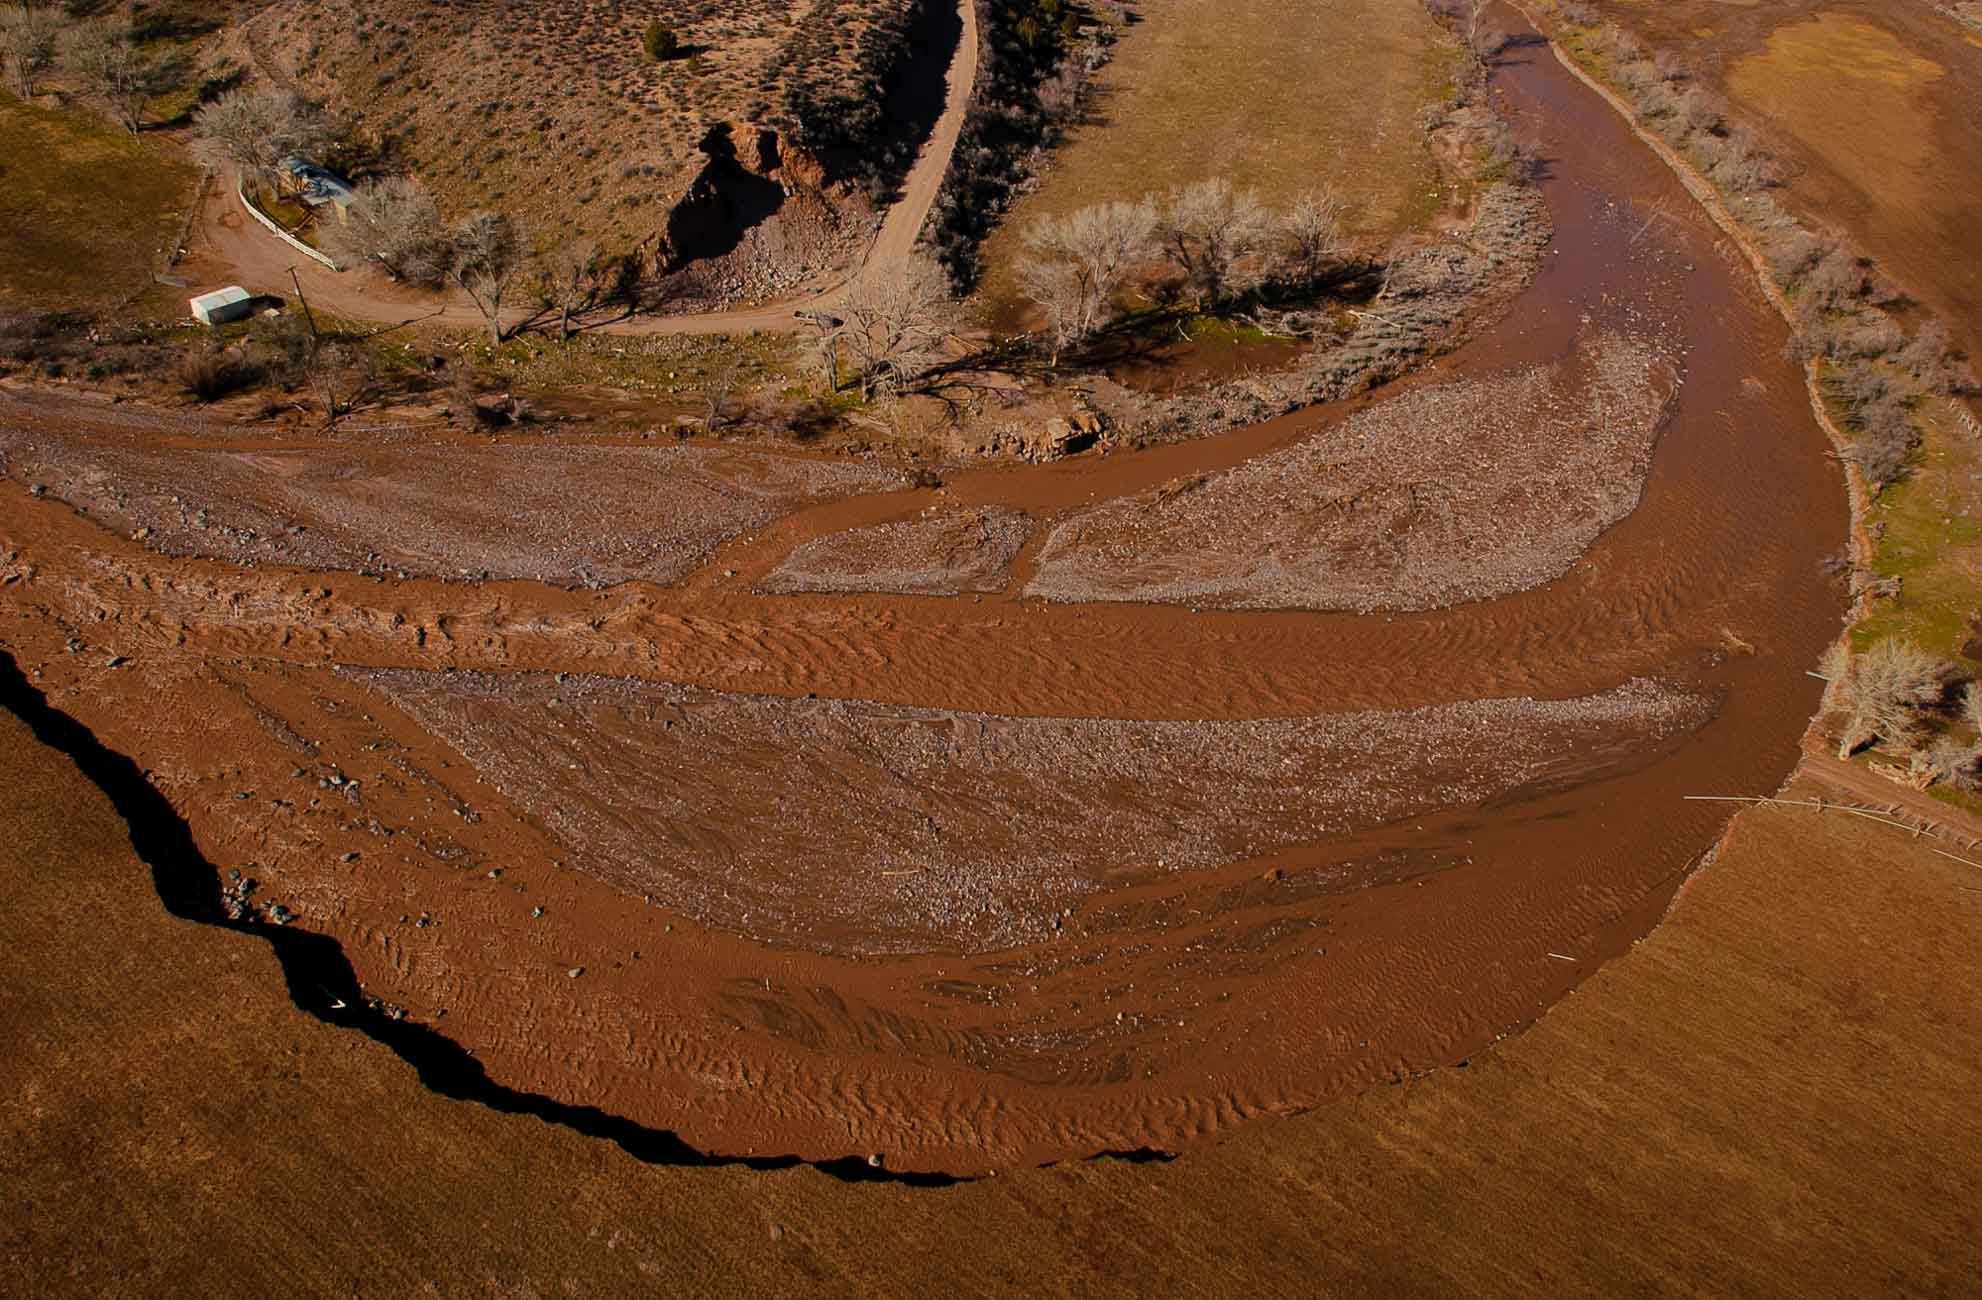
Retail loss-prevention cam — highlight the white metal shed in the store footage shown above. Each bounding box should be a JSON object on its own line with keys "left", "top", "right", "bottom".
{"left": 190, "top": 286, "right": 254, "bottom": 327}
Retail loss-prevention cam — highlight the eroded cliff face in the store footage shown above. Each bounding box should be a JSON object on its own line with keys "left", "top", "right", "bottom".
{"left": 659, "top": 122, "right": 838, "bottom": 270}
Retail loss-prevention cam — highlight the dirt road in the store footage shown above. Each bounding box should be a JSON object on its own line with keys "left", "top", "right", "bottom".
{"left": 186, "top": 0, "right": 979, "bottom": 337}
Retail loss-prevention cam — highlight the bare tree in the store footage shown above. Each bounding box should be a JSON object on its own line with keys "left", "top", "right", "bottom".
{"left": 700, "top": 350, "right": 747, "bottom": 430}
{"left": 248, "top": 311, "right": 373, "bottom": 424}
{"left": 303, "top": 338, "right": 375, "bottom": 422}
{"left": 1464, "top": 0, "right": 1496, "bottom": 64}
{"left": 318, "top": 175, "right": 448, "bottom": 282}
{"left": 1278, "top": 188, "right": 1346, "bottom": 289}
{"left": 190, "top": 86, "right": 334, "bottom": 191}
{"left": 1829, "top": 638, "right": 1948, "bottom": 758}
{"left": 0, "top": 3, "right": 59, "bottom": 99}
{"left": 448, "top": 210, "right": 529, "bottom": 343}
{"left": 796, "top": 307, "right": 844, "bottom": 390}
{"left": 1016, "top": 197, "right": 1157, "bottom": 365}
{"left": 835, "top": 254, "right": 954, "bottom": 399}
{"left": 538, "top": 240, "right": 603, "bottom": 341}
{"left": 1911, "top": 682, "right": 1982, "bottom": 787}
{"left": 1156, "top": 178, "right": 1273, "bottom": 310}
{"left": 64, "top": 20, "right": 178, "bottom": 133}
{"left": 1015, "top": 256, "right": 1089, "bottom": 368}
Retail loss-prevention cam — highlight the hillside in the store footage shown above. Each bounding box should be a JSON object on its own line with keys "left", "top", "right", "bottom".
{"left": 242, "top": 0, "right": 945, "bottom": 284}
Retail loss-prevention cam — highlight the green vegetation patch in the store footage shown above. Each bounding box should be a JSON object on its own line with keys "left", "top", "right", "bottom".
{"left": 1854, "top": 397, "right": 1982, "bottom": 663}
{"left": 0, "top": 92, "right": 197, "bottom": 312}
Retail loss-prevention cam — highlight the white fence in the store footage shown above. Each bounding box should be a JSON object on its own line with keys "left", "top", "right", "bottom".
{"left": 236, "top": 175, "right": 343, "bottom": 272}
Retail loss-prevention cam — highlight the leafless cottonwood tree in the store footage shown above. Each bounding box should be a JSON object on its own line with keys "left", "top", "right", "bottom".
{"left": 448, "top": 210, "right": 529, "bottom": 343}
{"left": 190, "top": 86, "right": 334, "bottom": 190}
{"left": 318, "top": 175, "right": 448, "bottom": 282}
{"left": 250, "top": 312, "right": 374, "bottom": 424}
{"left": 64, "top": 20, "right": 178, "bottom": 132}
{"left": 1156, "top": 178, "right": 1274, "bottom": 310}
{"left": 1464, "top": 0, "right": 1496, "bottom": 63}
{"left": 1905, "top": 681, "right": 1982, "bottom": 787}
{"left": 1823, "top": 638, "right": 1949, "bottom": 759}
{"left": 1016, "top": 197, "right": 1157, "bottom": 365}
{"left": 835, "top": 254, "right": 954, "bottom": 399}
{"left": 303, "top": 339, "right": 375, "bottom": 421}
{"left": 1278, "top": 188, "right": 1346, "bottom": 289}
{"left": 538, "top": 240, "right": 604, "bottom": 341}
{"left": 700, "top": 350, "right": 747, "bottom": 429}
{"left": 0, "top": 4, "right": 59, "bottom": 98}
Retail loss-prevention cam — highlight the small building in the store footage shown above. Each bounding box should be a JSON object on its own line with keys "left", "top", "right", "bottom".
{"left": 190, "top": 286, "right": 254, "bottom": 327}
{"left": 281, "top": 155, "right": 357, "bottom": 219}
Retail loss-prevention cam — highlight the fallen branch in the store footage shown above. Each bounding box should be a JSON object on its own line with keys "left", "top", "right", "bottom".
{"left": 1683, "top": 794, "right": 1927, "bottom": 836}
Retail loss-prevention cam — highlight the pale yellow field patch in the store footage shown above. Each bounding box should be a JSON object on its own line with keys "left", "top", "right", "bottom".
{"left": 977, "top": 0, "right": 1452, "bottom": 307}
{"left": 1727, "top": 13, "right": 1946, "bottom": 207}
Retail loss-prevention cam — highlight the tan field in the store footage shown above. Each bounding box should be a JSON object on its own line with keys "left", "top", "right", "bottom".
{"left": 0, "top": 94, "right": 196, "bottom": 312}
{"left": 976, "top": 0, "right": 1454, "bottom": 310}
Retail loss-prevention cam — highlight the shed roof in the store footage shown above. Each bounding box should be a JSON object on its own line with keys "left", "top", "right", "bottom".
{"left": 190, "top": 286, "right": 252, "bottom": 312}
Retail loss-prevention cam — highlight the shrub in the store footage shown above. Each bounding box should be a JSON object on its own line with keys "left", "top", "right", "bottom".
{"left": 1896, "top": 320, "right": 1979, "bottom": 395}
{"left": 643, "top": 21, "right": 678, "bottom": 61}
{"left": 177, "top": 346, "right": 253, "bottom": 402}
{"left": 1803, "top": 243, "right": 1867, "bottom": 310}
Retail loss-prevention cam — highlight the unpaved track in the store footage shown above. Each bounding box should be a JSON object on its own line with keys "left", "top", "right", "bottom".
{"left": 0, "top": 11, "right": 1855, "bottom": 1174}
{"left": 188, "top": 0, "right": 979, "bottom": 337}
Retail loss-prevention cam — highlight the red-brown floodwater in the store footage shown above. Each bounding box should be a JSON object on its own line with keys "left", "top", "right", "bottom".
{"left": 0, "top": 13, "right": 1848, "bottom": 1174}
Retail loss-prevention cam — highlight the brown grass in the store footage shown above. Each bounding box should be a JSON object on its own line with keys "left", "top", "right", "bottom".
{"left": 255, "top": 0, "right": 918, "bottom": 248}
{"left": 0, "top": 93, "right": 197, "bottom": 312}
{"left": 976, "top": 0, "right": 1456, "bottom": 312}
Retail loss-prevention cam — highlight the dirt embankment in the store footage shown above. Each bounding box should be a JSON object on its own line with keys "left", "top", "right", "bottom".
{"left": 0, "top": 6, "right": 1853, "bottom": 1175}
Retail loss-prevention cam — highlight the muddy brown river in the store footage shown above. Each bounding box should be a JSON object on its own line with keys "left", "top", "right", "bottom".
{"left": 0, "top": 16, "right": 1848, "bottom": 1174}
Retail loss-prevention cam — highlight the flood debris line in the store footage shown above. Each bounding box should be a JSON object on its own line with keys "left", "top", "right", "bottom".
{"left": 1684, "top": 794, "right": 1981, "bottom": 848}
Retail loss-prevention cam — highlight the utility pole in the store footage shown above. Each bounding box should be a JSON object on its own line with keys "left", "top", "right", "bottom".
{"left": 288, "top": 265, "right": 319, "bottom": 340}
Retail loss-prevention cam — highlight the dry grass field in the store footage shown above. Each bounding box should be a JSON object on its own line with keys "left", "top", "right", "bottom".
{"left": 975, "top": 0, "right": 1455, "bottom": 311}
{"left": 0, "top": 95, "right": 197, "bottom": 313}
{"left": 3, "top": 695, "right": 1978, "bottom": 1294}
